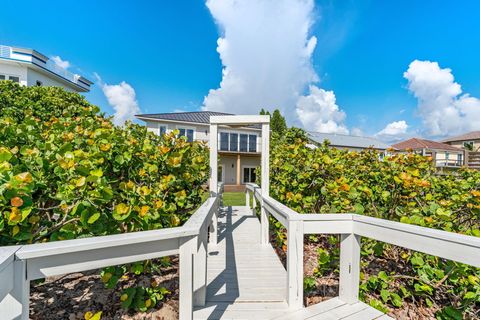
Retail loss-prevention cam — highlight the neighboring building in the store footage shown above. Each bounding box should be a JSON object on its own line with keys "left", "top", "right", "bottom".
{"left": 0, "top": 44, "right": 92, "bottom": 92}
{"left": 136, "top": 111, "right": 262, "bottom": 191}
{"left": 307, "top": 132, "right": 390, "bottom": 155}
{"left": 442, "top": 131, "right": 480, "bottom": 151}
{"left": 391, "top": 138, "right": 465, "bottom": 168}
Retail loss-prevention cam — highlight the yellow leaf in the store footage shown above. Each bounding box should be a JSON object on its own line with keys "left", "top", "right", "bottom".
{"left": 145, "top": 299, "right": 152, "bottom": 308}
{"left": 120, "top": 294, "right": 128, "bottom": 302}
{"left": 101, "top": 272, "right": 112, "bottom": 283}
{"left": 76, "top": 176, "right": 86, "bottom": 187}
{"left": 84, "top": 311, "right": 102, "bottom": 320}
{"left": 12, "top": 225, "right": 20, "bottom": 236}
{"left": 9, "top": 207, "right": 22, "bottom": 223}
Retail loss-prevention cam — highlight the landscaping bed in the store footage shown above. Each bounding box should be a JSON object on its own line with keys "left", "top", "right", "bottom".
{"left": 30, "top": 258, "right": 180, "bottom": 320}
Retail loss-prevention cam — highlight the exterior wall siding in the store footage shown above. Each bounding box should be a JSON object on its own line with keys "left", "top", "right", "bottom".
{"left": 27, "top": 69, "right": 75, "bottom": 92}
{"left": 0, "top": 62, "right": 28, "bottom": 86}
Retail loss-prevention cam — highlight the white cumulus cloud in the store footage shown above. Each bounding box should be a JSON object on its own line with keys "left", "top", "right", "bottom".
{"left": 51, "top": 56, "right": 70, "bottom": 69}
{"left": 295, "top": 85, "right": 349, "bottom": 134}
{"left": 377, "top": 120, "right": 409, "bottom": 136}
{"left": 203, "top": 0, "right": 318, "bottom": 118}
{"left": 404, "top": 60, "right": 480, "bottom": 137}
{"left": 95, "top": 74, "right": 141, "bottom": 126}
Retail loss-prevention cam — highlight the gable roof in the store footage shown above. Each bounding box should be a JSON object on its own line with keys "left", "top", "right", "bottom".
{"left": 135, "top": 111, "right": 262, "bottom": 129}
{"left": 308, "top": 132, "right": 390, "bottom": 150}
{"left": 441, "top": 131, "right": 480, "bottom": 143}
{"left": 391, "top": 138, "right": 462, "bottom": 151}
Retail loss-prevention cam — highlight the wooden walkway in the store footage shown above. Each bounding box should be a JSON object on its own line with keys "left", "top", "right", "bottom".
{"left": 193, "top": 206, "right": 393, "bottom": 320}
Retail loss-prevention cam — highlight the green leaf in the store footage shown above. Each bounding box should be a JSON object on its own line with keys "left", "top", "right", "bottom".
{"left": 354, "top": 203, "right": 365, "bottom": 214}
{"left": 87, "top": 213, "right": 100, "bottom": 224}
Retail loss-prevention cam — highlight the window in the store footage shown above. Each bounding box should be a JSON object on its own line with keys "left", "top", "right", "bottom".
{"left": 445, "top": 152, "right": 450, "bottom": 160}
{"left": 240, "top": 134, "right": 248, "bottom": 152}
{"left": 248, "top": 135, "right": 257, "bottom": 152}
{"left": 159, "top": 125, "right": 167, "bottom": 135}
{"left": 8, "top": 76, "right": 19, "bottom": 83}
{"left": 220, "top": 132, "right": 229, "bottom": 151}
{"left": 243, "top": 167, "right": 257, "bottom": 183}
{"left": 457, "top": 153, "right": 463, "bottom": 165}
{"left": 178, "top": 128, "right": 194, "bottom": 142}
{"left": 0, "top": 75, "right": 5, "bottom": 80}
{"left": 229, "top": 133, "right": 238, "bottom": 151}
{"left": 36, "top": 80, "right": 42, "bottom": 86}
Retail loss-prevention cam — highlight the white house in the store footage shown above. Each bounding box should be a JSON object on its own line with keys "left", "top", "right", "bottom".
{"left": 136, "top": 111, "right": 262, "bottom": 191}
{"left": 0, "top": 44, "right": 92, "bottom": 92}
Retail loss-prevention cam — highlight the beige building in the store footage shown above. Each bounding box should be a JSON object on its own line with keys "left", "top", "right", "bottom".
{"left": 442, "top": 131, "right": 480, "bottom": 151}
{"left": 391, "top": 138, "right": 465, "bottom": 168}
{"left": 136, "top": 111, "right": 261, "bottom": 191}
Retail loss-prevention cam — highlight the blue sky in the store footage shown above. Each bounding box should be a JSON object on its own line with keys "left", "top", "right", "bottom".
{"left": 1, "top": 0, "right": 479, "bottom": 140}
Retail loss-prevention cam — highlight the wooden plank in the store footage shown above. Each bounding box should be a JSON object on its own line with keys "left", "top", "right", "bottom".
{"left": 25, "top": 237, "right": 180, "bottom": 280}
{"left": 287, "top": 220, "right": 304, "bottom": 309}
{"left": 272, "top": 298, "right": 346, "bottom": 320}
{"left": 341, "top": 305, "right": 384, "bottom": 319}
{"left": 353, "top": 215, "right": 480, "bottom": 267}
{"left": 308, "top": 302, "right": 369, "bottom": 319}
{"left": 179, "top": 236, "right": 197, "bottom": 320}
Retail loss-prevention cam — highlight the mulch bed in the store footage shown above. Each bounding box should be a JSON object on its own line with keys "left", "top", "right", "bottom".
{"left": 30, "top": 257, "right": 180, "bottom": 320}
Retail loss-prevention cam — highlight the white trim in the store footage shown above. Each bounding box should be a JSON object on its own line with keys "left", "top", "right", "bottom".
{"left": 136, "top": 117, "right": 262, "bottom": 132}
{"left": 218, "top": 164, "right": 225, "bottom": 183}
{"left": 210, "top": 115, "right": 270, "bottom": 124}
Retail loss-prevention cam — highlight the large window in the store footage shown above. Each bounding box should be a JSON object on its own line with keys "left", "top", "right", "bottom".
{"left": 178, "top": 128, "right": 194, "bottom": 142}
{"left": 230, "top": 133, "right": 238, "bottom": 151}
{"left": 243, "top": 167, "right": 257, "bottom": 183}
{"left": 9, "top": 76, "right": 19, "bottom": 83}
{"left": 0, "top": 75, "right": 5, "bottom": 80}
{"left": 220, "top": 132, "right": 229, "bottom": 151}
{"left": 248, "top": 135, "right": 257, "bottom": 152}
{"left": 240, "top": 134, "right": 248, "bottom": 152}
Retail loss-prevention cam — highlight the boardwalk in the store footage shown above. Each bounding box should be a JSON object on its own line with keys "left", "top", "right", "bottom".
{"left": 193, "top": 206, "right": 393, "bottom": 320}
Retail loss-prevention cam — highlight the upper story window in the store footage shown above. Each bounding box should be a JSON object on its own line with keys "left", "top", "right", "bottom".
{"left": 220, "top": 132, "right": 229, "bottom": 151}
{"left": 239, "top": 134, "right": 248, "bottom": 152}
{"left": 230, "top": 133, "right": 238, "bottom": 151}
{"left": 248, "top": 135, "right": 257, "bottom": 152}
{"left": 464, "top": 141, "right": 474, "bottom": 150}
{"left": 178, "top": 128, "right": 194, "bottom": 142}
{"left": 219, "top": 132, "right": 258, "bottom": 153}
{"left": 0, "top": 75, "right": 5, "bottom": 80}
{"left": 9, "top": 76, "right": 19, "bottom": 83}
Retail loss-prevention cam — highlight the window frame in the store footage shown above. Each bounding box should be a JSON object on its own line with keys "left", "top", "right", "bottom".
{"left": 242, "top": 166, "right": 257, "bottom": 184}
{"left": 176, "top": 125, "right": 195, "bottom": 142}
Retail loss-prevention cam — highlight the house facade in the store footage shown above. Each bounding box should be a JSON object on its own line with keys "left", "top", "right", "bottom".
{"left": 307, "top": 132, "right": 390, "bottom": 155}
{"left": 0, "top": 45, "right": 92, "bottom": 92}
{"left": 442, "top": 131, "right": 480, "bottom": 151}
{"left": 136, "top": 111, "right": 261, "bottom": 191}
{"left": 391, "top": 138, "right": 465, "bottom": 168}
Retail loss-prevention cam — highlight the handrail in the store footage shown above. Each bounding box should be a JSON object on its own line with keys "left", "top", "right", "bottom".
{"left": 0, "top": 192, "right": 221, "bottom": 320}
{"left": 245, "top": 183, "right": 480, "bottom": 308}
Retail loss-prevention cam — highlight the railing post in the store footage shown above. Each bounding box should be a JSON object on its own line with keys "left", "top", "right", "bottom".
{"left": 209, "top": 211, "right": 218, "bottom": 246}
{"left": 193, "top": 228, "right": 208, "bottom": 307}
{"left": 339, "top": 233, "right": 361, "bottom": 304}
{"left": 252, "top": 191, "right": 256, "bottom": 215}
{"left": 245, "top": 189, "right": 250, "bottom": 208}
{"left": 179, "top": 236, "right": 196, "bottom": 320}
{"left": 287, "top": 220, "right": 304, "bottom": 310}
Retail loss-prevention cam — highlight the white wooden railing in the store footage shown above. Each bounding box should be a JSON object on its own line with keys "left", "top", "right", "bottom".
{"left": 245, "top": 183, "right": 480, "bottom": 310}
{"left": 0, "top": 185, "right": 223, "bottom": 320}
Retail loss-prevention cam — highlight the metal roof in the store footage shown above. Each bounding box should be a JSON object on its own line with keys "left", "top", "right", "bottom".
{"left": 308, "top": 132, "right": 390, "bottom": 150}
{"left": 441, "top": 131, "right": 480, "bottom": 143}
{"left": 136, "top": 111, "right": 262, "bottom": 129}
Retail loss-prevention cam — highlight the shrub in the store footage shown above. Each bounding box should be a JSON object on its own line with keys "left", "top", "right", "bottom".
{"left": 268, "top": 128, "right": 480, "bottom": 318}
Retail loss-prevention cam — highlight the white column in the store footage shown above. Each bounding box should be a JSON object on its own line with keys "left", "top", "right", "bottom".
{"left": 179, "top": 236, "right": 196, "bottom": 320}
{"left": 245, "top": 189, "right": 250, "bottom": 208}
{"left": 339, "top": 233, "right": 361, "bottom": 304}
{"left": 209, "top": 124, "right": 218, "bottom": 196}
{"left": 287, "top": 220, "right": 304, "bottom": 310}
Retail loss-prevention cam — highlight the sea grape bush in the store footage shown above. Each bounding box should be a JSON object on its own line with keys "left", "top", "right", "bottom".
{"left": 0, "top": 82, "right": 209, "bottom": 311}
{"left": 268, "top": 128, "right": 480, "bottom": 318}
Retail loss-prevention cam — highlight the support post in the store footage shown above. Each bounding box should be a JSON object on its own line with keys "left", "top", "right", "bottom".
{"left": 245, "top": 189, "right": 250, "bottom": 208}
{"left": 339, "top": 233, "right": 361, "bottom": 304}
{"left": 179, "top": 236, "right": 196, "bottom": 320}
{"left": 193, "top": 229, "right": 208, "bottom": 307}
{"left": 209, "top": 124, "right": 218, "bottom": 197}
{"left": 260, "top": 122, "right": 270, "bottom": 245}
{"left": 209, "top": 211, "right": 218, "bottom": 246}
{"left": 252, "top": 192, "right": 256, "bottom": 216}
{"left": 287, "top": 220, "right": 304, "bottom": 310}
